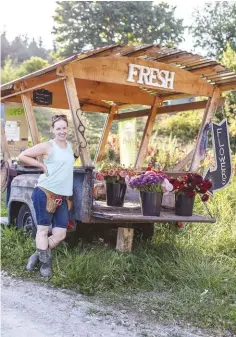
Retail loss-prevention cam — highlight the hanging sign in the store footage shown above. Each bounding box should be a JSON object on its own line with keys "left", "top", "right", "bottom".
{"left": 127, "top": 63, "right": 175, "bottom": 89}
{"left": 33, "top": 89, "right": 52, "bottom": 105}
{"left": 204, "top": 119, "right": 232, "bottom": 195}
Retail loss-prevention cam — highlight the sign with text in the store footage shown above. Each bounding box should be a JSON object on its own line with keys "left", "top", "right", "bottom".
{"left": 127, "top": 63, "right": 175, "bottom": 89}
{"left": 33, "top": 89, "right": 53, "bottom": 105}
{"left": 119, "top": 118, "right": 137, "bottom": 167}
{"left": 204, "top": 119, "right": 232, "bottom": 194}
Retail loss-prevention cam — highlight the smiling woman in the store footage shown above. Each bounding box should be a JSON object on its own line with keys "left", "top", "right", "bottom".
{"left": 18, "top": 114, "right": 75, "bottom": 279}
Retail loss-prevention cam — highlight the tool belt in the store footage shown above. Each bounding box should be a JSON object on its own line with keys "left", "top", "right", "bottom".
{"left": 38, "top": 187, "right": 73, "bottom": 214}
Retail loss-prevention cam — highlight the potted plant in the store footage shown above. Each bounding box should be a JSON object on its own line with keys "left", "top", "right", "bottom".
{"left": 169, "top": 173, "right": 212, "bottom": 216}
{"left": 126, "top": 170, "right": 173, "bottom": 216}
{"left": 96, "top": 164, "right": 136, "bottom": 207}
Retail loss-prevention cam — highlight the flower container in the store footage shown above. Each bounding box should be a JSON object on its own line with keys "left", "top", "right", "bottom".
{"left": 175, "top": 193, "right": 195, "bottom": 216}
{"left": 140, "top": 191, "right": 163, "bottom": 216}
{"left": 106, "top": 182, "right": 127, "bottom": 207}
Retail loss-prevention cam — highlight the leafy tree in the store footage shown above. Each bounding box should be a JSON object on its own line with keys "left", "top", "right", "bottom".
{"left": 191, "top": 2, "right": 236, "bottom": 58}
{"left": 1, "top": 57, "right": 18, "bottom": 84}
{"left": 9, "top": 35, "right": 30, "bottom": 63}
{"left": 17, "top": 57, "right": 49, "bottom": 77}
{"left": 53, "top": 1, "right": 185, "bottom": 55}
{"left": 1, "top": 57, "right": 49, "bottom": 84}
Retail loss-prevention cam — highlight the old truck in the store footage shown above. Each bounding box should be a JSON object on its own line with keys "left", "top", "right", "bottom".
{"left": 1, "top": 44, "right": 235, "bottom": 251}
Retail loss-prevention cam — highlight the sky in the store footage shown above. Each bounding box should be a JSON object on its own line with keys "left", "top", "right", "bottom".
{"left": 0, "top": 0, "right": 220, "bottom": 54}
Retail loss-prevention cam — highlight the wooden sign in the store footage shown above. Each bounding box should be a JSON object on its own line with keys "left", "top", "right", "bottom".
{"left": 204, "top": 119, "right": 232, "bottom": 194}
{"left": 33, "top": 89, "right": 52, "bottom": 105}
{"left": 127, "top": 63, "right": 175, "bottom": 89}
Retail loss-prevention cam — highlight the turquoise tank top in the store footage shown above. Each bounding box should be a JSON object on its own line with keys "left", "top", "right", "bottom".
{"left": 37, "top": 139, "right": 75, "bottom": 196}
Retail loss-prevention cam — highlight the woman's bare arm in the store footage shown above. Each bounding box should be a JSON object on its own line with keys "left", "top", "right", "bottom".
{"left": 18, "top": 142, "right": 52, "bottom": 174}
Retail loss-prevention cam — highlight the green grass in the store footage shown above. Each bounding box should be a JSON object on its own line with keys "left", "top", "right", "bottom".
{"left": 1, "top": 179, "right": 236, "bottom": 334}
{"left": 1, "top": 192, "right": 8, "bottom": 216}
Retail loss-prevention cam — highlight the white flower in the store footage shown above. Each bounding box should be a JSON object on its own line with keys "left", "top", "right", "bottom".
{"left": 161, "top": 179, "right": 173, "bottom": 194}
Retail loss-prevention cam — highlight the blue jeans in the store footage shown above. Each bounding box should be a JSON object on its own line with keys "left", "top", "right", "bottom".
{"left": 32, "top": 187, "right": 69, "bottom": 229}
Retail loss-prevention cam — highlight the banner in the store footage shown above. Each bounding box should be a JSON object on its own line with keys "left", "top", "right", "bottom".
{"left": 118, "top": 118, "right": 137, "bottom": 167}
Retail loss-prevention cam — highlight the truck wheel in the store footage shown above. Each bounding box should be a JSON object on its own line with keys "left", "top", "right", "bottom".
{"left": 17, "top": 204, "right": 37, "bottom": 238}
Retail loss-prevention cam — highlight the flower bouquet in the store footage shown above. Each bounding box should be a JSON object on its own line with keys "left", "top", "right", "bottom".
{"left": 96, "top": 164, "right": 136, "bottom": 207}
{"left": 126, "top": 170, "right": 173, "bottom": 216}
{"left": 169, "top": 173, "right": 212, "bottom": 216}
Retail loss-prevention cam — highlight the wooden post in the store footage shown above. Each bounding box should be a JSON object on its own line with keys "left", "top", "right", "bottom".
{"left": 93, "top": 105, "right": 117, "bottom": 164}
{"left": 20, "top": 82, "right": 40, "bottom": 146}
{"left": 116, "top": 227, "right": 134, "bottom": 252}
{"left": 64, "top": 64, "right": 92, "bottom": 166}
{"left": 135, "top": 96, "right": 161, "bottom": 168}
{"left": 189, "top": 88, "right": 222, "bottom": 171}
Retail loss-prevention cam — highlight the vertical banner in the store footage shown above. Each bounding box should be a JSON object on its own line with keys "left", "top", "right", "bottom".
{"left": 118, "top": 118, "right": 137, "bottom": 167}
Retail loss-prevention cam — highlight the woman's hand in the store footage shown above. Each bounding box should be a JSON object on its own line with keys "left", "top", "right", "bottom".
{"left": 40, "top": 163, "right": 48, "bottom": 176}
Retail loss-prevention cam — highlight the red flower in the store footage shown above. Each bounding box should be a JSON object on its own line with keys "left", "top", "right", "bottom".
{"left": 146, "top": 166, "right": 152, "bottom": 171}
{"left": 185, "top": 191, "right": 195, "bottom": 198}
{"left": 201, "top": 194, "right": 209, "bottom": 202}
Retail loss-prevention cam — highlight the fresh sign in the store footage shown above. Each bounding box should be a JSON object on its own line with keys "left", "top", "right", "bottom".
{"left": 127, "top": 63, "right": 175, "bottom": 89}
{"left": 204, "top": 119, "right": 232, "bottom": 194}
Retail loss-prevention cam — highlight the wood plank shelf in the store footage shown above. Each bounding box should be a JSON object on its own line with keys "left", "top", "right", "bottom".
{"left": 92, "top": 201, "right": 216, "bottom": 223}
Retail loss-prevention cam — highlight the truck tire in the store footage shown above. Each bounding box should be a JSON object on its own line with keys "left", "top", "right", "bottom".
{"left": 17, "top": 204, "right": 37, "bottom": 238}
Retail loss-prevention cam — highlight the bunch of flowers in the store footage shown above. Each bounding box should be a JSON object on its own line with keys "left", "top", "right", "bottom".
{"left": 126, "top": 170, "right": 173, "bottom": 193}
{"left": 169, "top": 173, "right": 212, "bottom": 202}
{"left": 96, "top": 163, "right": 136, "bottom": 184}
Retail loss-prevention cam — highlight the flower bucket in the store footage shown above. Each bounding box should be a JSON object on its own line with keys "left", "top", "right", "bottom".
{"left": 175, "top": 193, "right": 195, "bottom": 216}
{"left": 140, "top": 191, "right": 163, "bottom": 216}
{"left": 106, "top": 182, "right": 127, "bottom": 207}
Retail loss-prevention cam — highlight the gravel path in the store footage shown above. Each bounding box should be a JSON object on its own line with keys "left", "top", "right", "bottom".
{"left": 1, "top": 272, "right": 219, "bottom": 337}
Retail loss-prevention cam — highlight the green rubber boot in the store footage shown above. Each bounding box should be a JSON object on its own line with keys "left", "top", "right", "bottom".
{"left": 26, "top": 251, "right": 39, "bottom": 271}
{"left": 38, "top": 249, "right": 53, "bottom": 279}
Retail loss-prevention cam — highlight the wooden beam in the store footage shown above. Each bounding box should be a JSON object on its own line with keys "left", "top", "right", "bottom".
{"left": 173, "top": 149, "right": 194, "bottom": 171}
{"left": 64, "top": 64, "right": 92, "bottom": 166}
{"left": 189, "top": 88, "right": 222, "bottom": 171}
{"left": 20, "top": 82, "right": 40, "bottom": 146}
{"left": 115, "top": 100, "right": 208, "bottom": 120}
{"left": 135, "top": 96, "right": 161, "bottom": 168}
{"left": 93, "top": 105, "right": 118, "bottom": 163}
{"left": 116, "top": 227, "right": 134, "bottom": 252}
{"left": 219, "top": 81, "right": 236, "bottom": 92}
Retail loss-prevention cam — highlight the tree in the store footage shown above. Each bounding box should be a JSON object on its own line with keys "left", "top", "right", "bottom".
{"left": 1, "top": 58, "right": 18, "bottom": 84}
{"left": 191, "top": 2, "right": 236, "bottom": 58}
{"left": 52, "top": 1, "right": 185, "bottom": 55}
{"left": 9, "top": 35, "right": 30, "bottom": 63}
{"left": 1, "top": 32, "right": 11, "bottom": 66}
{"left": 17, "top": 57, "right": 49, "bottom": 77}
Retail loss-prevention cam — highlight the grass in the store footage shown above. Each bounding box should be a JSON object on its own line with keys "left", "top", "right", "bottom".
{"left": 1, "top": 179, "right": 236, "bottom": 334}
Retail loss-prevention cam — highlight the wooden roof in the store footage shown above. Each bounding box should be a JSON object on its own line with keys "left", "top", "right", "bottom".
{"left": 1, "top": 44, "right": 236, "bottom": 112}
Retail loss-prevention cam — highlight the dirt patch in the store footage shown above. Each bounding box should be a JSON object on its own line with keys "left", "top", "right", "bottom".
{"left": 1, "top": 271, "right": 224, "bottom": 337}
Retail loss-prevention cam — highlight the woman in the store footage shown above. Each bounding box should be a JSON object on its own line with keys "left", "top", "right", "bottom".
{"left": 18, "top": 114, "right": 75, "bottom": 278}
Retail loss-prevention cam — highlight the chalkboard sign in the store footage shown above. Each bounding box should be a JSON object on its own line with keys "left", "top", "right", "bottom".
{"left": 204, "top": 119, "right": 232, "bottom": 195}
{"left": 33, "top": 89, "right": 52, "bottom": 105}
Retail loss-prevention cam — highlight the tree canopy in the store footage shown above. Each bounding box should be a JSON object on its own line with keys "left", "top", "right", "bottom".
{"left": 191, "top": 2, "right": 236, "bottom": 58}
{"left": 53, "top": 1, "right": 185, "bottom": 56}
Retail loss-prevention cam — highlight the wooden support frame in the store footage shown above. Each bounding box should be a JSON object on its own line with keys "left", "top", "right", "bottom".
{"left": 93, "top": 105, "right": 118, "bottom": 163}
{"left": 20, "top": 82, "right": 40, "bottom": 146}
{"left": 135, "top": 96, "right": 161, "bottom": 168}
{"left": 190, "top": 88, "right": 223, "bottom": 171}
{"left": 1, "top": 125, "right": 11, "bottom": 162}
{"left": 64, "top": 64, "right": 92, "bottom": 166}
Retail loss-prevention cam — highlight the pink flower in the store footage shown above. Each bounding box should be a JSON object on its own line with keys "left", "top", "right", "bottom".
{"left": 96, "top": 173, "right": 105, "bottom": 181}
{"left": 119, "top": 170, "right": 127, "bottom": 178}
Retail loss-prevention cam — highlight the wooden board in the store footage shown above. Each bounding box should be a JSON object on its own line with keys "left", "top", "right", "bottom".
{"left": 72, "top": 57, "right": 214, "bottom": 97}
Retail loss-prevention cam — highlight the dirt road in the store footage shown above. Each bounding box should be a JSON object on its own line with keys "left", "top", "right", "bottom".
{"left": 1, "top": 272, "right": 217, "bottom": 337}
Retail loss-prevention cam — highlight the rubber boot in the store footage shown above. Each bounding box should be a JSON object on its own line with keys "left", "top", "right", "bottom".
{"left": 26, "top": 251, "right": 39, "bottom": 271}
{"left": 38, "top": 249, "right": 53, "bottom": 279}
